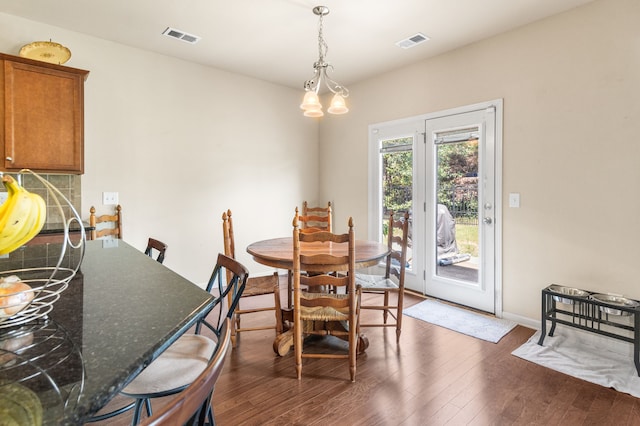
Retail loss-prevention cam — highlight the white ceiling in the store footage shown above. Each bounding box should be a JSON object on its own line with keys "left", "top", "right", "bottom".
{"left": 0, "top": 0, "right": 595, "bottom": 90}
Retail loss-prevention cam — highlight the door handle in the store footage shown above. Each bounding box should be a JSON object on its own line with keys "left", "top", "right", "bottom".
{"left": 483, "top": 217, "right": 492, "bottom": 224}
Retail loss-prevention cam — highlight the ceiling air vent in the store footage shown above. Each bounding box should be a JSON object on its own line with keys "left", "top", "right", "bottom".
{"left": 395, "top": 33, "right": 430, "bottom": 49}
{"left": 162, "top": 27, "right": 201, "bottom": 44}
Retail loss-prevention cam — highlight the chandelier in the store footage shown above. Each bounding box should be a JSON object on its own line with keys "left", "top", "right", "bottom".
{"left": 300, "top": 6, "right": 349, "bottom": 118}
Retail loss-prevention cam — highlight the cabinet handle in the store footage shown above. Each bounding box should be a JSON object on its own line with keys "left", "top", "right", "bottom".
{"left": 5, "top": 157, "right": 12, "bottom": 162}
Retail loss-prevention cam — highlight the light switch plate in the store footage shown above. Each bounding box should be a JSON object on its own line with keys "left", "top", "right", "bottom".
{"left": 103, "top": 192, "right": 119, "bottom": 205}
{"left": 509, "top": 193, "right": 520, "bottom": 208}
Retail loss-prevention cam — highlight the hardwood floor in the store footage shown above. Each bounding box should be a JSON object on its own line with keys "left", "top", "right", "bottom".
{"left": 89, "top": 288, "right": 640, "bottom": 425}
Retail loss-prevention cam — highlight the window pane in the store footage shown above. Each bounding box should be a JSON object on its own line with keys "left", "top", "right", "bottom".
{"left": 435, "top": 137, "right": 479, "bottom": 284}
{"left": 381, "top": 137, "right": 413, "bottom": 271}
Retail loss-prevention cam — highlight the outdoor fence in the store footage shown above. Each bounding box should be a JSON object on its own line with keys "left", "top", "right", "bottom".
{"left": 439, "top": 183, "right": 478, "bottom": 226}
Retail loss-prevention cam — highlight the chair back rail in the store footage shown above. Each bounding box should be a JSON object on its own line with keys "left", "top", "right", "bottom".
{"left": 89, "top": 205, "right": 122, "bottom": 240}
{"left": 297, "top": 201, "right": 332, "bottom": 233}
{"left": 145, "top": 238, "right": 168, "bottom": 264}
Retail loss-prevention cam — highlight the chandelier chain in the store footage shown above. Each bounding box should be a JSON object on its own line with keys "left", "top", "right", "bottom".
{"left": 317, "top": 12, "right": 328, "bottom": 64}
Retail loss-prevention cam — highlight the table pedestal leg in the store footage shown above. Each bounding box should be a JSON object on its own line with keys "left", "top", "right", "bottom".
{"left": 272, "top": 313, "right": 369, "bottom": 357}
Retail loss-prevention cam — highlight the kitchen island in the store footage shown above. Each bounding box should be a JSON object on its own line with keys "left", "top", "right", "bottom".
{"left": 0, "top": 239, "right": 215, "bottom": 424}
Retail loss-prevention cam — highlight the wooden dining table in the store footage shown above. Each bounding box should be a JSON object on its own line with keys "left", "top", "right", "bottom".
{"left": 247, "top": 236, "right": 390, "bottom": 273}
{"left": 247, "top": 236, "right": 390, "bottom": 356}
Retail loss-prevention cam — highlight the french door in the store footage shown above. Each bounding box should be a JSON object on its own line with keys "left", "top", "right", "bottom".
{"left": 424, "top": 104, "right": 499, "bottom": 313}
{"left": 369, "top": 100, "right": 502, "bottom": 314}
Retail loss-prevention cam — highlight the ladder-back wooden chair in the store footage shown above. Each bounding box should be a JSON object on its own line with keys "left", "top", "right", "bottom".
{"left": 144, "top": 238, "right": 167, "bottom": 264}
{"left": 292, "top": 215, "right": 361, "bottom": 382}
{"left": 356, "top": 211, "right": 410, "bottom": 342}
{"left": 222, "top": 210, "right": 283, "bottom": 347}
{"left": 287, "top": 201, "right": 333, "bottom": 308}
{"left": 298, "top": 201, "right": 332, "bottom": 233}
{"left": 89, "top": 205, "right": 122, "bottom": 240}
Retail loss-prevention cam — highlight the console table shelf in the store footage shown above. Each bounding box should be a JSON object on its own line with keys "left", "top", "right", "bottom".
{"left": 539, "top": 285, "right": 640, "bottom": 376}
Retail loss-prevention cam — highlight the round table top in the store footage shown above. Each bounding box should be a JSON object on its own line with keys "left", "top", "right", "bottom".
{"left": 247, "top": 237, "right": 389, "bottom": 273}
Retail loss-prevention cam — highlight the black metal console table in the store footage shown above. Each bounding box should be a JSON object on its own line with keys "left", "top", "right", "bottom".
{"left": 539, "top": 285, "right": 640, "bottom": 376}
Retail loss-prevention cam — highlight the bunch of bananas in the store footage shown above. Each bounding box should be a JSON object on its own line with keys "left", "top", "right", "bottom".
{"left": 0, "top": 176, "right": 46, "bottom": 255}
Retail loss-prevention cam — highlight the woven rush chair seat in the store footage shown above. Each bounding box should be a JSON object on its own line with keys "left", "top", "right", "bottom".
{"left": 354, "top": 275, "right": 399, "bottom": 289}
{"left": 299, "top": 291, "right": 350, "bottom": 320}
{"left": 241, "top": 275, "right": 281, "bottom": 297}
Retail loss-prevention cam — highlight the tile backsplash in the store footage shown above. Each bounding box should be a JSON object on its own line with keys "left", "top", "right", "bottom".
{"left": 2, "top": 172, "right": 82, "bottom": 225}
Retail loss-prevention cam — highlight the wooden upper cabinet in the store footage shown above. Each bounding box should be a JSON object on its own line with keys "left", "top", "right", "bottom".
{"left": 0, "top": 53, "right": 89, "bottom": 174}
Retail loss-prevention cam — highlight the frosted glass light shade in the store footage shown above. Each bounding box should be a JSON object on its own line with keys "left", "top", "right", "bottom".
{"left": 300, "top": 91, "right": 322, "bottom": 111}
{"left": 327, "top": 94, "right": 348, "bottom": 114}
{"left": 303, "top": 107, "right": 324, "bottom": 117}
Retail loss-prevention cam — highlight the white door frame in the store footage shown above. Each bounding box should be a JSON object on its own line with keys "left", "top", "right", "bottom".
{"left": 368, "top": 99, "right": 503, "bottom": 316}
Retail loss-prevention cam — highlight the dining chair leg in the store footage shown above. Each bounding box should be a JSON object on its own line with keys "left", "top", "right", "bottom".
{"left": 287, "top": 270, "right": 293, "bottom": 309}
{"left": 131, "top": 399, "right": 144, "bottom": 426}
{"left": 349, "top": 323, "right": 357, "bottom": 382}
{"left": 383, "top": 291, "right": 390, "bottom": 323}
{"left": 144, "top": 398, "right": 152, "bottom": 417}
{"left": 273, "top": 277, "right": 284, "bottom": 335}
{"left": 294, "top": 321, "right": 302, "bottom": 379}
{"left": 396, "top": 291, "right": 404, "bottom": 343}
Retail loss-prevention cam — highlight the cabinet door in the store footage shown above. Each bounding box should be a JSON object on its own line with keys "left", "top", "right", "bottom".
{"left": 3, "top": 60, "right": 85, "bottom": 173}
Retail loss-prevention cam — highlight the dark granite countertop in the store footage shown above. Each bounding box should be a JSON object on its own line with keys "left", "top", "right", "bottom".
{"left": 0, "top": 240, "right": 215, "bottom": 424}
{"left": 38, "top": 221, "right": 94, "bottom": 234}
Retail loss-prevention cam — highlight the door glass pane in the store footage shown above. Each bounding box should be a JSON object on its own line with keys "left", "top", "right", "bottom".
{"left": 381, "top": 137, "right": 413, "bottom": 273}
{"left": 434, "top": 130, "right": 479, "bottom": 284}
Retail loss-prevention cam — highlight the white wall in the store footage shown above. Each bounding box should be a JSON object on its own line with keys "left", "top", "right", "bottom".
{"left": 319, "top": 0, "right": 640, "bottom": 322}
{"left": 2, "top": 0, "right": 638, "bottom": 323}
{"left": 0, "top": 13, "right": 320, "bottom": 286}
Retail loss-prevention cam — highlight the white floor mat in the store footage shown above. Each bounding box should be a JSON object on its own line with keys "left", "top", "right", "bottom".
{"left": 403, "top": 299, "right": 516, "bottom": 343}
{"left": 512, "top": 328, "right": 640, "bottom": 397}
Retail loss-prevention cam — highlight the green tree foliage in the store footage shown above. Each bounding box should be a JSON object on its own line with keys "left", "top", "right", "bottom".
{"left": 437, "top": 141, "right": 478, "bottom": 218}
{"left": 382, "top": 148, "right": 412, "bottom": 217}
{"left": 437, "top": 141, "right": 478, "bottom": 187}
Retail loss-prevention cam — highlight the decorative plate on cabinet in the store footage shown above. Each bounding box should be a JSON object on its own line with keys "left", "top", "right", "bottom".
{"left": 19, "top": 41, "right": 71, "bottom": 65}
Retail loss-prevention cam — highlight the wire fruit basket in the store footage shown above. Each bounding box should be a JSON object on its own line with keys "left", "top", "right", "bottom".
{"left": 0, "top": 319, "right": 85, "bottom": 424}
{"left": 0, "top": 170, "right": 85, "bottom": 329}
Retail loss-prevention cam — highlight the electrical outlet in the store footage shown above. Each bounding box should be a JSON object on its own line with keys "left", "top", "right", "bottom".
{"left": 103, "top": 192, "right": 119, "bottom": 205}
